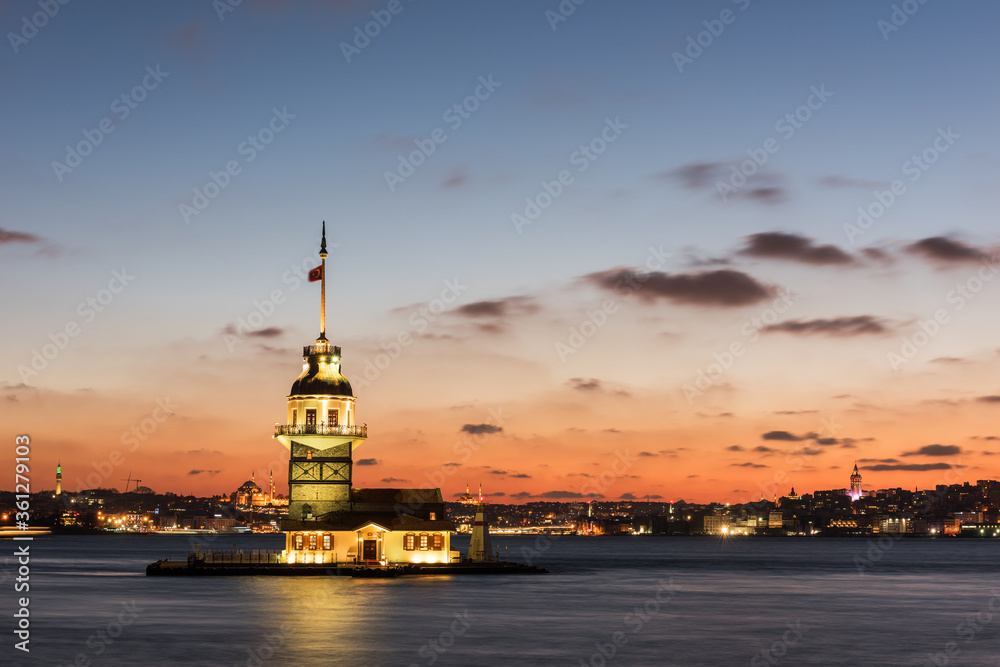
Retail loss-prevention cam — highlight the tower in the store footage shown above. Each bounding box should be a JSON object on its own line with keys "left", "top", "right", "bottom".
{"left": 275, "top": 222, "right": 367, "bottom": 521}
{"left": 850, "top": 463, "right": 862, "bottom": 501}
{"left": 468, "top": 484, "right": 493, "bottom": 562}
{"left": 56, "top": 461, "right": 62, "bottom": 496}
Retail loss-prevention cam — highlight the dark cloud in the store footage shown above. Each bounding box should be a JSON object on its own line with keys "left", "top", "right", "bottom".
{"left": 620, "top": 492, "right": 638, "bottom": 500}
{"left": 454, "top": 296, "right": 538, "bottom": 318}
{"left": 762, "top": 316, "right": 889, "bottom": 337}
{"left": 187, "top": 469, "right": 221, "bottom": 476}
{"left": 355, "top": 458, "right": 380, "bottom": 466}
{"left": 726, "top": 445, "right": 744, "bottom": 451}
{"left": 567, "top": 378, "right": 630, "bottom": 397}
{"left": 902, "top": 444, "right": 961, "bottom": 457}
{"left": 731, "top": 462, "right": 767, "bottom": 468}
{"left": 510, "top": 491, "right": 532, "bottom": 499}
{"left": 762, "top": 431, "right": 807, "bottom": 441}
{"left": 0, "top": 229, "right": 42, "bottom": 245}
{"left": 745, "top": 187, "right": 787, "bottom": 203}
{"left": 510, "top": 473, "right": 532, "bottom": 479}
{"left": 859, "top": 458, "right": 899, "bottom": 464}
{"left": 537, "top": 490, "right": 600, "bottom": 499}
{"left": 753, "top": 446, "right": 776, "bottom": 453}
{"left": 661, "top": 161, "right": 786, "bottom": 204}
{"left": 817, "top": 175, "right": 889, "bottom": 190}
{"left": 442, "top": 166, "right": 468, "bottom": 189}
{"left": 584, "top": 268, "right": 775, "bottom": 307}
{"left": 740, "top": 232, "right": 854, "bottom": 266}
{"left": 906, "top": 236, "right": 992, "bottom": 264}
{"left": 461, "top": 424, "right": 502, "bottom": 434}
{"left": 222, "top": 325, "right": 284, "bottom": 338}
{"left": 977, "top": 396, "right": 1000, "bottom": 404}
{"left": 381, "top": 477, "right": 408, "bottom": 483}
{"left": 638, "top": 451, "right": 656, "bottom": 457}
{"left": 861, "top": 463, "right": 956, "bottom": 471}
{"left": 662, "top": 161, "right": 725, "bottom": 189}
{"left": 489, "top": 470, "right": 508, "bottom": 475}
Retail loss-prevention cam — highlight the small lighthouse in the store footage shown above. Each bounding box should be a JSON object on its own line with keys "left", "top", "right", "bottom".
{"left": 468, "top": 484, "right": 493, "bottom": 563}
{"left": 56, "top": 461, "right": 62, "bottom": 496}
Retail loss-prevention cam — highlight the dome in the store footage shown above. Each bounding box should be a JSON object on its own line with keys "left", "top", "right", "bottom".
{"left": 239, "top": 479, "right": 262, "bottom": 493}
{"left": 289, "top": 345, "right": 354, "bottom": 397}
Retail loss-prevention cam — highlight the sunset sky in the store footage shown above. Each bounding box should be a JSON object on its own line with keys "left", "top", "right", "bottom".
{"left": 3, "top": 1, "right": 999, "bottom": 503}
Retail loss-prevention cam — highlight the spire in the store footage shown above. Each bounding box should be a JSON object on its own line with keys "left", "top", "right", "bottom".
{"left": 318, "top": 221, "right": 328, "bottom": 341}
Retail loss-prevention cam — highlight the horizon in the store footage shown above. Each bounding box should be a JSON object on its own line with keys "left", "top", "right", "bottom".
{"left": 4, "top": 1, "right": 1000, "bottom": 504}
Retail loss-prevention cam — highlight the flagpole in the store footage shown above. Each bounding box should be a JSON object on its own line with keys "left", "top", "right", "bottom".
{"left": 319, "top": 221, "right": 327, "bottom": 340}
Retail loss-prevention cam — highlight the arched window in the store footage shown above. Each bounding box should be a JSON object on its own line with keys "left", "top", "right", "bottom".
{"left": 431, "top": 533, "right": 444, "bottom": 551}
{"left": 293, "top": 533, "right": 303, "bottom": 550}
{"left": 418, "top": 533, "right": 429, "bottom": 551}
{"left": 322, "top": 534, "right": 332, "bottom": 550}
{"left": 403, "top": 533, "right": 416, "bottom": 551}
{"left": 308, "top": 534, "right": 317, "bottom": 550}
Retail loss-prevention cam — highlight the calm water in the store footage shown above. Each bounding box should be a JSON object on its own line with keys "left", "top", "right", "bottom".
{"left": 2, "top": 534, "right": 999, "bottom": 666}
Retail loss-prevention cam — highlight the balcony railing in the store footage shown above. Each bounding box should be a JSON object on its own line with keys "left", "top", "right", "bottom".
{"left": 274, "top": 423, "right": 367, "bottom": 438}
{"left": 303, "top": 345, "right": 342, "bottom": 358}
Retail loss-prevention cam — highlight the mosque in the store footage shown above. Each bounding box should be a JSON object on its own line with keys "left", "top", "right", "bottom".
{"left": 274, "top": 224, "right": 457, "bottom": 565}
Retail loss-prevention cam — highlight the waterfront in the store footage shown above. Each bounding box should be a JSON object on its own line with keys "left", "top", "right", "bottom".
{"left": 3, "top": 534, "right": 999, "bottom": 666}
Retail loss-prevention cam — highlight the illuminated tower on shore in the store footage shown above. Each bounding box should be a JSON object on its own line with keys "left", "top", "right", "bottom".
{"left": 468, "top": 484, "right": 493, "bottom": 562}
{"left": 274, "top": 222, "right": 367, "bottom": 520}
{"left": 849, "top": 463, "right": 862, "bottom": 501}
{"left": 56, "top": 462, "right": 62, "bottom": 496}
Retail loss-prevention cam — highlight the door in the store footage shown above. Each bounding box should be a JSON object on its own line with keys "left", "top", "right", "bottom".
{"left": 305, "top": 409, "right": 316, "bottom": 433}
{"left": 362, "top": 539, "right": 378, "bottom": 561}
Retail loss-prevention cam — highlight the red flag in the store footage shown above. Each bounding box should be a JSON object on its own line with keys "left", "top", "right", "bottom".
{"left": 308, "top": 265, "right": 323, "bottom": 282}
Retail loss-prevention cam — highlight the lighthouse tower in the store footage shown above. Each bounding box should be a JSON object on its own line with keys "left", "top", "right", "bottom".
{"left": 274, "top": 222, "right": 367, "bottom": 521}
{"left": 274, "top": 224, "right": 455, "bottom": 566}
{"left": 468, "top": 485, "right": 493, "bottom": 563}
{"left": 849, "top": 463, "right": 862, "bottom": 501}
{"left": 56, "top": 461, "right": 62, "bottom": 496}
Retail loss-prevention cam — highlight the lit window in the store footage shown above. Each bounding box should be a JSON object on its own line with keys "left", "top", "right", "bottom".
{"left": 328, "top": 409, "right": 339, "bottom": 426}
{"left": 404, "top": 533, "right": 415, "bottom": 551}
{"left": 292, "top": 409, "right": 297, "bottom": 425}
{"left": 432, "top": 533, "right": 444, "bottom": 551}
{"left": 429, "top": 512, "right": 437, "bottom": 520}
{"left": 294, "top": 534, "right": 303, "bottom": 550}
{"left": 308, "top": 534, "right": 317, "bottom": 550}
{"left": 419, "top": 533, "right": 429, "bottom": 551}
{"left": 322, "top": 534, "right": 332, "bottom": 550}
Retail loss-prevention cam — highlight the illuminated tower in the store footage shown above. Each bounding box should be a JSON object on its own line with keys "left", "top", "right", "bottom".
{"left": 849, "top": 463, "right": 862, "bottom": 501}
{"left": 56, "top": 461, "right": 62, "bottom": 496}
{"left": 468, "top": 484, "right": 493, "bottom": 562}
{"left": 274, "top": 222, "right": 367, "bottom": 521}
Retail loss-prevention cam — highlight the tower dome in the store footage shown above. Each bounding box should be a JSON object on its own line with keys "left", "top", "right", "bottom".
{"left": 289, "top": 343, "right": 353, "bottom": 397}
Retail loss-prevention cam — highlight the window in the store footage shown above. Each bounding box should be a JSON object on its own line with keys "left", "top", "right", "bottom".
{"left": 305, "top": 409, "right": 316, "bottom": 426}
{"left": 429, "top": 512, "right": 437, "bottom": 520}
{"left": 404, "top": 533, "right": 416, "bottom": 551}
{"left": 293, "top": 534, "right": 303, "bottom": 550}
{"left": 431, "top": 534, "right": 444, "bottom": 551}
{"left": 419, "top": 533, "right": 429, "bottom": 551}
{"left": 322, "top": 534, "right": 332, "bottom": 550}
{"left": 328, "top": 408, "right": 339, "bottom": 426}
{"left": 292, "top": 409, "right": 297, "bottom": 425}
{"left": 308, "top": 534, "right": 317, "bottom": 550}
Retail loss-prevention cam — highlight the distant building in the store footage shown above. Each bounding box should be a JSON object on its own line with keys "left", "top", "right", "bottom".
{"left": 849, "top": 463, "right": 863, "bottom": 501}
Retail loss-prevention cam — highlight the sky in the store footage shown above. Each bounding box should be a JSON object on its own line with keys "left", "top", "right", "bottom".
{"left": 2, "top": 0, "right": 999, "bottom": 504}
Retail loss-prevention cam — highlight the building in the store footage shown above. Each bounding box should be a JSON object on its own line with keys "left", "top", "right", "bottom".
{"left": 274, "top": 224, "right": 456, "bottom": 565}
{"left": 56, "top": 461, "right": 62, "bottom": 496}
{"left": 849, "top": 463, "right": 862, "bottom": 501}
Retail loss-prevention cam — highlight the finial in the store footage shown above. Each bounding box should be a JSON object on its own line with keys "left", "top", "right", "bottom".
{"left": 320, "top": 220, "right": 327, "bottom": 257}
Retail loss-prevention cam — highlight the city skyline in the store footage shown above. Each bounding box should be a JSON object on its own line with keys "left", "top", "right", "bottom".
{"left": 3, "top": 2, "right": 1000, "bottom": 504}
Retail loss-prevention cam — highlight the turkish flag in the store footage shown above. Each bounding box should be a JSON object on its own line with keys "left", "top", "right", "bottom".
{"left": 308, "top": 265, "right": 323, "bottom": 282}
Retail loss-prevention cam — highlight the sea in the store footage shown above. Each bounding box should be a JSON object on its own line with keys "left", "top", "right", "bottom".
{"left": 2, "top": 533, "right": 998, "bottom": 666}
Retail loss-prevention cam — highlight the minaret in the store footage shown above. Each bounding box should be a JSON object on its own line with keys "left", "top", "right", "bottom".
{"left": 275, "top": 223, "right": 367, "bottom": 523}
{"left": 850, "top": 462, "right": 862, "bottom": 501}
{"left": 56, "top": 462, "right": 62, "bottom": 496}
{"left": 468, "top": 484, "right": 493, "bottom": 562}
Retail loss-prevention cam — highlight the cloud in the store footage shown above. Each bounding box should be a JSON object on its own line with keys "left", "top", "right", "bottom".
{"left": 906, "top": 236, "right": 992, "bottom": 264}
{"left": 454, "top": 296, "right": 538, "bottom": 318}
{"left": 461, "top": 424, "right": 502, "bottom": 434}
{"left": 510, "top": 473, "right": 532, "bottom": 478}
{"left": 731, "top": 462, "right": 767, "bottom": 468}
{"left": 662, "top": 161, "right": 725, "bottom": 189}
{"left": 762, "top": 316, "right": 890, "bottom": 337}
{"left": 762, "top": 431, "right": 807, "bottom": 441}
{"left": 380, "top": 477, "right": 408, "bottom": 483}
{"left": 753, "top": 446, "right": 776, "bottom": 453}
{"left": 187, "top": 469, "right": 221, "bottom": 476}
{"left": 902, "top": 444, "right": 961, "bottom": 457}
{"left": 355, "top": 458, "right": 380, "bottom": 466}
{"left": 510, "top": 491, "right": 532, "bottom": 499}
{"left": 861, "top": 463, "right": 956, "bottom": 471}
{"left": 739, "top": 232, "right": 854, "bottom": 266}
{"left": 583, "top": 268, "right": 775, "bottom": 307}
{"left": 442, "top": 166, "right": 468, "bottom": 188}
{"left": 817, "top": 175, "right": 889, "bottom": 190}
{"left": 976, "top": 396, "right": 1000, "bottom": 404}
{"left": 0, "top": 229, "right": 42, "bottom": 245}
{"left": 662, "top": 161, "right": 786, "bottom": 203}
{"left": 620, "top": 492, "right": 637, "bottom": 500}
{"left": 726, "top": 445, "right": 744, "bottom": 451}
{"left": 537, "top": 490, "right": 599, "bottom": 499}
{"left": 222, "top": 324, "right": 284, "bottom": 338}
{"left": 567, "top": 377, "right": 630, "bottom": 397}
{"left": 638, "top": 451, "right": 656, "bottom": 457}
